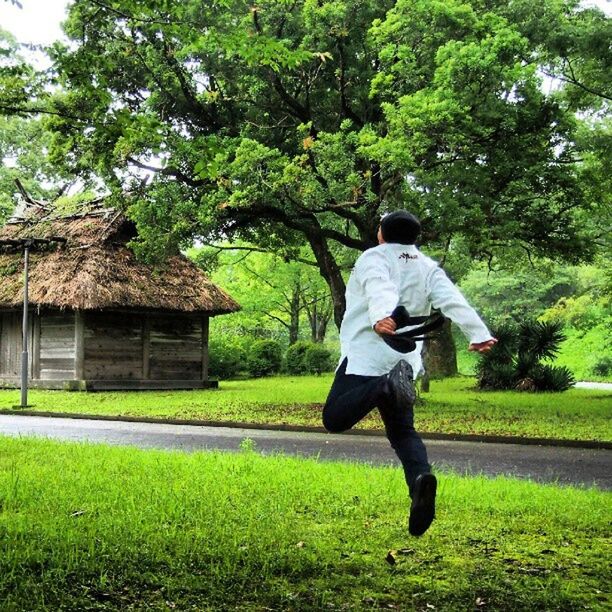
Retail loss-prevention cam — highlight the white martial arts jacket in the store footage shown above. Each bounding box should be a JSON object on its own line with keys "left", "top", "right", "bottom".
{"left": 339, "top": 243, "right": 493, "bottom": 377}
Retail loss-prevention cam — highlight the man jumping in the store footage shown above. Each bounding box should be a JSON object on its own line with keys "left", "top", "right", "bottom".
{"left": 323, "top": 211, "right": 496, "bottom": 536}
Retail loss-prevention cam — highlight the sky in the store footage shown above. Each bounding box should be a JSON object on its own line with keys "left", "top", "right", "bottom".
{"left": 2, "top": 0, "right": 68, "bottom": 46}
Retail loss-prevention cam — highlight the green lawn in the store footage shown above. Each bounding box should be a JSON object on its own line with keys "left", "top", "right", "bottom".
{"left": 1, "top": 375, "right": 611, "bottom": 442}
{"left": 0, "top": 436, "right": 609, "bottom": 611}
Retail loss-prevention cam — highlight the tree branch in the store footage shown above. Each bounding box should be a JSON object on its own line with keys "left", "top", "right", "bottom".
{"left": 126, "top": 156, "right": 207, "bottom": 187}
{"left": 85, "top": 0, "right": 199, "bottom": 27}
{"left": 0, "top": 104, "right": 88, "bottom": 123}
{"left": 337, "top": 39, "right": 364, "bottom": 128}
{"left": 263, "top": 312, "right": 290, "bottom": 329}
{"left": 205, "top": 244, "right": 320, "bottom": 267}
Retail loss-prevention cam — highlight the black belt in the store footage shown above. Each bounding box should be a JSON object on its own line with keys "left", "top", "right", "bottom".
{"left": 380, "top": 306, "right": 445, "bottom": 353}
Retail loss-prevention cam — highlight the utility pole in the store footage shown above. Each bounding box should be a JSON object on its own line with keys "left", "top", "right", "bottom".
{"left": 0, "top": 237, "right": 66, "bottom": 408}
{"left": 21, "top": 243, "right": 29, "bottom": 407}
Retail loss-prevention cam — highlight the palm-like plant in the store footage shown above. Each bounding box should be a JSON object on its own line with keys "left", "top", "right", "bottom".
{"left": 477, "top": 320, "right": 575, "bottom": 392}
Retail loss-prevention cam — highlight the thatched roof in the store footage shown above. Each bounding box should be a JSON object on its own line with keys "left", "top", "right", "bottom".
{"left": 0, "top": 203, "right": 240, "bottom": 315}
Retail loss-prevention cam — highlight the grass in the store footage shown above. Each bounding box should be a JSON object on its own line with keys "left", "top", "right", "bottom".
{"left": 0, "top": 436, "right": 609, "bottom": 611}
{"left": 1, "top": 375, "right": 611, "bottom": 442}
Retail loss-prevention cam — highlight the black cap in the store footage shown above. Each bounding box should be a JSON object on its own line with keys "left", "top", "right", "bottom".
{"left": 380, "top": 211, "right": 421, "bottom": 245}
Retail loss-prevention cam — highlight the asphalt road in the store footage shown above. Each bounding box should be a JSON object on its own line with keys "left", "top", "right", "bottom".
{"left": 0, "top": 414, "right": 610, "bottom": 490}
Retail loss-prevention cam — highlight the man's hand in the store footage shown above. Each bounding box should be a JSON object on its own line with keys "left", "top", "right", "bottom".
{"left": 468, "top": 338, "right": 498, "bottom": 353}
{"left": 374, "top": 317, "right": 397, "bottom": 336}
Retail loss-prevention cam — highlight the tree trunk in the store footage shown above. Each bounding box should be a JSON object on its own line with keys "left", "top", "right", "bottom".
{"left": 305, "top": 293, "right": 332, "bottom": 343}
{"left": 308, "top": 300, "right": 318, "bottom": 342}
{"left": 288, "top": 281, "right": 300, "bottom": 345}
{"left": 308, "top": 234, "right": 346, "bottom": 330}
{"left": 315, "top": 315, "right": 329, "bottom": 342}
{"left": 423, "top": 318, "right": 458, "bottom": 379}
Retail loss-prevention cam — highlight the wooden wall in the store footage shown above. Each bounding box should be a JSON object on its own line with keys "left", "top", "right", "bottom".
{"left": 83, "top": 312, "right": 143, "bottom": 380}
{"left": 82, "top": 311, "right": 207, "bottom": 381}
{"left": 0, "top": 309, "right": 211, "bottom": 385}
{"left": 0, "top": 312, "right": 22, "bottom": 377}
{"left": 40, "top": 312, "right": 76, "bottom": 380}
{"left": 149, "top": 314, "right": 203, "bottom": 380}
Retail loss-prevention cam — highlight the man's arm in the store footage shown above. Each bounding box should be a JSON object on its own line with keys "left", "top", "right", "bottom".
{"left": 427, "top": 267, "right": 496, "bottom": 349}
{"left": 356, "top": 251, "right": 400, "bottom": 329}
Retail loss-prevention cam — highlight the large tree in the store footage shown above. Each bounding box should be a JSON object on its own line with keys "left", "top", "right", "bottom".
{"left": 36, "top": 0, "right": 607, "bottom": 330}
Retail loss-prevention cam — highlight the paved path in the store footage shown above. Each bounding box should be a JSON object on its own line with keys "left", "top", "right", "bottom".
{"left": 0, "top": 414, "right": 610, "bottom": 490}
{"left": 576, "top": 381, "right": 612, "bottom": 390}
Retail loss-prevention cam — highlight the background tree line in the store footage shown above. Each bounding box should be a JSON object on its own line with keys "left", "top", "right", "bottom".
{"left": 0, "top": 0, "right": 609, "bottom": 381}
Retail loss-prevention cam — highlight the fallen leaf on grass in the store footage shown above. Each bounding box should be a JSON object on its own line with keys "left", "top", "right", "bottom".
{"left": 476, "top": 597, "right": 487, "bottom": 607}
{"left": 385, "top": 549, "right": 415, "bottom": 564}
{"left": 296, "top": 541, "right": 305, "bottom": 548}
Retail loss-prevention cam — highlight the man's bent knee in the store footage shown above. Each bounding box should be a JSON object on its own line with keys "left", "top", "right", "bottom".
{"left": 322, "top": 409, "right": 348, "bottom": 434}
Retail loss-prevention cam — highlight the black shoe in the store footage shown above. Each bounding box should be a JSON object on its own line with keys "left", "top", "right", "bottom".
{"left": 409, "top": 473, "right": 437, "bottom": 536}
{"left": 387, "top": 360, "right": 416, "bottom": 409}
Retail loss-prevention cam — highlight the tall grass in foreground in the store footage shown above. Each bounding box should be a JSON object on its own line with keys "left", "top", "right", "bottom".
{"left": 0, "top": 437, "right": 609, "bottom": 611}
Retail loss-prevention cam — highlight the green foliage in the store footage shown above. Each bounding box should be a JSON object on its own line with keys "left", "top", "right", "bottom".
{"left": 554, "top": 323, "right": 612, "bottom": 382}
{"left": 530, "top": 363, "right": 576, "bottom": 393}
{"left": 477, "top": 320, "right": 575, "bottom": 392}
{"left": 303, "top": 343, "right": 333, "bottom": 374}
{"left": 52, "top": 191, "right": 100, "bottom": 215}
{"left": 591, "top": 356, "right": 612, "bottom": 377}
{"left": 246, "top": 339, "right": 283, "bottom": 377}
{"left": 284, "top": 340, "right": 312, "bottom": 374}
{"left": 459, "top": 261, "right": 579, "bottom": 327}
{"left": 208, "top": 336, "right": 248, "bottom": 380}
{"left": 25, "top": 0, "right": 606, "bottom": 329}
{"left": 0, "top": 261, "right": 18, "bottom": 277}
{"left": 502, "top": 0, "right": 611, "bottom": 111}
{"left": 460, "top": 260, "right": 611, "bottom": 382}
{"left": 518, "top": 320, "right": 566, "bottom": 363}
{"left": 193, "top": 245, "right": 335, "bottom": 344}
{"left": 0, "top": 28, "right": 42, "bottom": 113}
{"left": 0, "top": 114, "right": 67, "bottom": 219}
{"left": 285, "top": 340, "right": 333, "bottom": 374}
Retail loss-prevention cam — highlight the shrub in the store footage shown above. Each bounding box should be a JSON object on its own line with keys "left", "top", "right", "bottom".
{"left": 477, "top": 320, "right": 575, "bottom": 392}
{"left": 284, "top": 341, "right": 312, "bottom": 374}
{"left": 208, "top": 337, "right": 247, "bottom": 379}
{"left": 531, "top": 364, "right": 575, "bottom": 392}
{"left": 591, "top": 356, "right": 612, "bottom": 377}
{"left": 247, "top": 339, "right": 283, "bottom": 377}
{"left": 303, "top": 344, "right": 333, "bottom": 374}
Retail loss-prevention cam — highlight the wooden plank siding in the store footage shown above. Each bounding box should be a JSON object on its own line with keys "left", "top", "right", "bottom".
{"left": 201, "top": 316, "right": 209, "bottom": 381}
{"left": 0, "top": 309, "right": 213, "bottom": 388}
{"left": 83, "top": 312, "right": 143, "bottom": 380}
{"left": 0, "top": 312, "right": 22, "bottom": 376}
{"left": 0, "top": 312, "right": 41, "bottom": 379}
{"left": 40, "top": 312, "right": 76, "bottom": 380}
{"left": 149, "top": 315, "right": 202, "bottom": 380}
{"left": 32, "top": 315, "right": 41, "bottom": 379}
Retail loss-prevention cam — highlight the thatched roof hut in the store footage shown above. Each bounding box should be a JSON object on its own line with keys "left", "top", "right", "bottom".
{"left": 0, "top": 201, "right": 239, "bottom": 390}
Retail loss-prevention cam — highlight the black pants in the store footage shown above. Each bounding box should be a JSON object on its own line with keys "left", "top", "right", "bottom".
{"left": 322, "top": 358, "right": 430, "bottom": 496}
